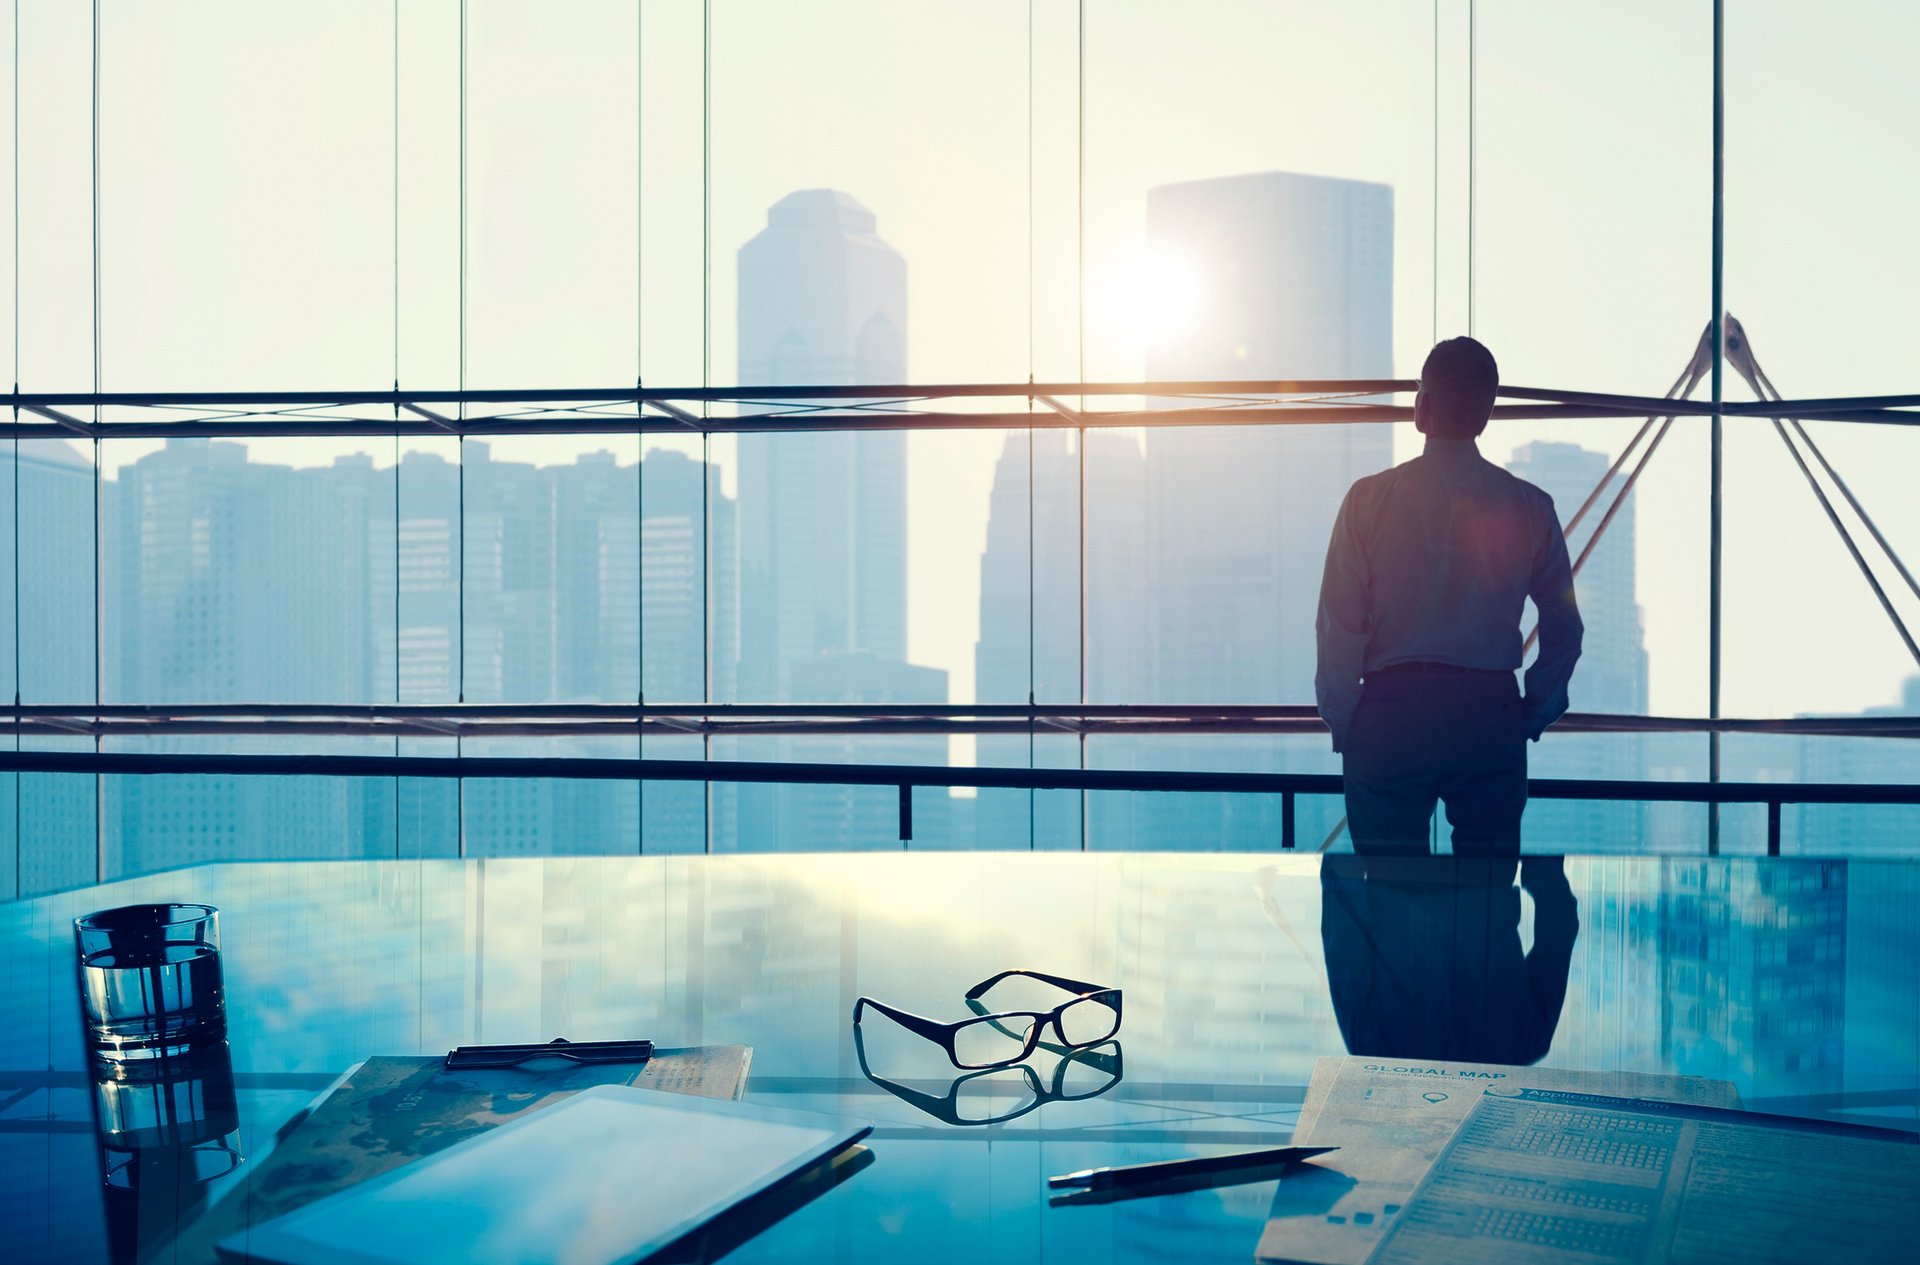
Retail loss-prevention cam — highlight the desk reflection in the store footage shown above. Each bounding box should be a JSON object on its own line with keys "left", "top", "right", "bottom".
{"left": 90, "top": 1042, "right": 243, "bottom": 1264}
{"left": 1, "top": 854, "right": 1910, "bottom": 1265}
{"left": 854, "top": 1022, "right": 1124, "bottom": 1127}
{"left": 1320, "top": 855, "right": 1580, "bottom": 1065}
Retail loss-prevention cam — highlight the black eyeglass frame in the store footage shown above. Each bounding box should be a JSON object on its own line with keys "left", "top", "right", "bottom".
{"left": 853, "top": 1023, "right": 1124, "bottom": 1127}
{"left": 851, "top": 969, "right": 1123, "bottom": 1071}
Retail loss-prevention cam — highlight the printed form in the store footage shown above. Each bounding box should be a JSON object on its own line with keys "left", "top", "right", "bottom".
{"left": 1366, "top": 1088, "right": 1918, "bottom": 1265}
{"left": 1260, "top": 1057, "right": 1739, "bottom": 1264}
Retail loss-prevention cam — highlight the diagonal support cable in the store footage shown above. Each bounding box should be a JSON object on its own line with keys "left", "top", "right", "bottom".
{"left": 1787, "top": 418, "right": 1920, "bottom": 606}
{"left": 1562, "top": 415, "right": 1654, "bottom": 540}
{"left": 1521, "top": 417, "right": 1678, "bottom": 660}
{"left": 399, "top": 401, "right": 459, "bottom": 433}
{"left": 1572, "top": 421, "right": 1678, "bottom": 584}
{"left": 1721, "top": 315, "right": 1920, "bottom": 669}
{"left": 19, "top": 402, "right": 97, "bottom": 437}
{"left": 1767, "top": 418, "right": 1920, "bottom": 668}
{"left": 1522, "top": 328, "right": 1713, "bottom": 657}
{"left": 1722, "top": 317, "right": 1920, "bottom": 611}
{"left": 1562, "top": 326, "right": 1710, "bottom": 538}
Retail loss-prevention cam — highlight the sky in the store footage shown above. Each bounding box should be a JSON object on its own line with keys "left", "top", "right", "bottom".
{"left": 0, "top": 0, "right": 1916, "bottom": 724}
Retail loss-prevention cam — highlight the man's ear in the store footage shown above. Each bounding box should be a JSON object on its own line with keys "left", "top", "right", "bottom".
{"left": 1413, "top": 390, "right": 1431, "bottom": 436}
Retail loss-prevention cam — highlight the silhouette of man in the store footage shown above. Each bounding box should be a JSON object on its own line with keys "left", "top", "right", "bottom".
{"left": 1315, "top": 337, "right": 1582, "bottom": 855}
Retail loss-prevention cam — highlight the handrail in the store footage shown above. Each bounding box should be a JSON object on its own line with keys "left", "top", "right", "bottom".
{"left": 1, "top": 749, "right": 1912, "bottom": 857}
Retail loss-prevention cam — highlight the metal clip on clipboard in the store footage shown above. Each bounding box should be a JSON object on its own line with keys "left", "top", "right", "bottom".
{"left": 444, "top": 1037, "right": 655, "bottom": 1070}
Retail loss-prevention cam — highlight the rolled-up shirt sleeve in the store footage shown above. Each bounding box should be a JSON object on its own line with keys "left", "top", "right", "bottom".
{"left": 1522, "top": 494, "right": 1584, "bottom": 740}
{"left": 1316, "top": 488, "right": 1371, "bottom": 753}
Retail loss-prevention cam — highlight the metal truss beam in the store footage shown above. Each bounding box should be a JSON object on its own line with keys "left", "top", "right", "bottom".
{"left": 2, "top": 381, "right": 1912, "bottom": 441}
{"left": 4, "top": 704, "right": 1915, "bottom": 741}
{"left": 19, "top": 402, "right": 97, "bottom": 437}
{"left": 399, "top": 401, "right": 460, "bottom": 433}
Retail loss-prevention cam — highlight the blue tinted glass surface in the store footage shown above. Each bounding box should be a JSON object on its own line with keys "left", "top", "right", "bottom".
{"left": 0, "top": 853, "right": 1911, "bottom": 1263}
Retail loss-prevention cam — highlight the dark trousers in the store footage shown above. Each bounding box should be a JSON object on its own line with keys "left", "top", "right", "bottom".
{"left": 1342, "top": 668, "right": 1527, "bottom": 856}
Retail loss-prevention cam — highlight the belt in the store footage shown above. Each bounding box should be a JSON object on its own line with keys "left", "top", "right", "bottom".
{"left": 1366, "top": 660, "right": 1511, "bottom": 679}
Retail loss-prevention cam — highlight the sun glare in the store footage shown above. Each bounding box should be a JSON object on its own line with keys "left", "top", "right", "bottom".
{"left": 1095, "top": 243, "right": 1204, "bottom": 351}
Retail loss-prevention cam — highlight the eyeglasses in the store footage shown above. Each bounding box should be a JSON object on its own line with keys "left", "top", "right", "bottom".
{"left": 852, "top": 969, "right": 1122, "bottom": 1070}
{"left": 854, "top": 1023, "right": 1123, "bottom": 1127}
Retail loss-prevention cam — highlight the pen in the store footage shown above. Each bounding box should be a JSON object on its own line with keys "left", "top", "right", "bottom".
{"left": 1048, "top": 1144, "right": 1337, "bottom": 1191}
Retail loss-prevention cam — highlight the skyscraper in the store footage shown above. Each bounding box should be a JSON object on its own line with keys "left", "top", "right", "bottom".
{"left": 447, "top": 444, "right": 738, "bottom": 855}
{"left": 640, "top": 447, "right": 734, "bottom": 853}
{"left": 1794, "top": 676, "right": 1920, "bottom": 855}
{"left": 1506, "top": 440, "right": 1650, "bottom": 850}
{"left": 731, "top": 189, "right": 948, "bottom": 849}
{"left": 974, "top": 429, "right": 1145, "bottom": 848}
{"left": 6, "top": 442, "right": 104, "bottom": 894}
{"left": 1142, "top": 170, "right": 1395, "bottom": 702}
{"left": 102, "top": 442, "right": 392, "bottom": 871}
{"left": 76, "top": 440, "right": 743, "bottom": 864}
{"left": 735, "top": 189, "right": 909, "bottom": 698}
{"left": 394, "top": 448, "right": 461, "bottom": 706}
{"left": 1506, "top": 441, "right": 1648, "bottom": 717}
{"left": 107, "top": 441, "right": 383, "bottom": 706}
{"left": 1104, "top": 171, "right": 1395, "bottom": 849}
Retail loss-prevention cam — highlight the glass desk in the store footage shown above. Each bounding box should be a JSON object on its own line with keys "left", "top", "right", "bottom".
{"left": 3, "top": 853, "right": 1915, "bottom": 1263}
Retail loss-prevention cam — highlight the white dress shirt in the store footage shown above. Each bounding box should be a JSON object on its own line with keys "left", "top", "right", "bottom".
{"left": 1314, "top": 434, "right": 1584, "bottom": 752}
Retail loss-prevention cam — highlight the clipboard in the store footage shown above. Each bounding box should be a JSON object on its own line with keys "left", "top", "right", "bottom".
{"left": 217, "top": 1085, "right": 871, "bottom": 1265}
{"left": 166, "top": 1046, "right": 754, "bottom": 1264}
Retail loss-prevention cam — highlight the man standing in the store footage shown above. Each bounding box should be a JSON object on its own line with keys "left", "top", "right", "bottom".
{"left": 1315, "top": 337, "right": 1583, "bottom": 855}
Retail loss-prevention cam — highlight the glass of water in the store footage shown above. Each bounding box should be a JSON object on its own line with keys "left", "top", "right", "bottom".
{"left": 75, "top": 904, "right": 226, "bottom": 1061}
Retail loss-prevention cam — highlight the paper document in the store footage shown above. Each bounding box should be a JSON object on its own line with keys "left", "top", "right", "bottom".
{"left": 1366, "top": 1087, "right": 1919, "bottom": 1265}
{"left": 1259, "top": 1057, "right": 1740, "bottom": 1265}
{"left": 169, "top": 1045, "right": 751, "bottom": 1265}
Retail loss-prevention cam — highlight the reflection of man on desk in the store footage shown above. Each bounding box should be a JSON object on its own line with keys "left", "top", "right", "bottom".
{"left": 1319, "top": 854, "right": 1579, "bottom": 1065}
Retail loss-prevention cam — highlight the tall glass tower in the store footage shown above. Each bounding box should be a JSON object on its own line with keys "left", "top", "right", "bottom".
{"left": 1101, "top": 171, "right": 1394, "bottom": 849}
{"left": 1141, "top": 170, "right": 1394, "bottom": 704}
{"left": 1507, "top": 440, "right": 1650, "bottom": 850}
{"left": 735, "top": 189, "right": 909, "bottom": 699}
{"left": 731, "top": 190, "right": 948, "bottom": 849}
{"left": 974, "top": 430, "right": 1145, "bottom": 848}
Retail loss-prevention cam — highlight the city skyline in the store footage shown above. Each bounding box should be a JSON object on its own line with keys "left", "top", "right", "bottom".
{"left": 0, "top": 171, "right": 1912, "bottom": 871}
{"left": 18, "top": 171, "right": 1920, "bottom": 737}
{"left": 6, "top": 4, "right": 1920, "bottom": 727}
{"left": 12, "top": 170, "right": 1915, "bottom": 732}
{"left": 1, "top": 424, "right": 1911, "bottom": 873}
{"left": 0, "top": 12, "right": 1910, "bottom": 1261}
{"left": 730, "top": 188, "right": 954, "bottom": 850}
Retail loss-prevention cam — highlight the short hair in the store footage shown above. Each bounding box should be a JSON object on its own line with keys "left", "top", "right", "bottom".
{"left": 1419, "top": 337, "right": 1499, "bottom": 437}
